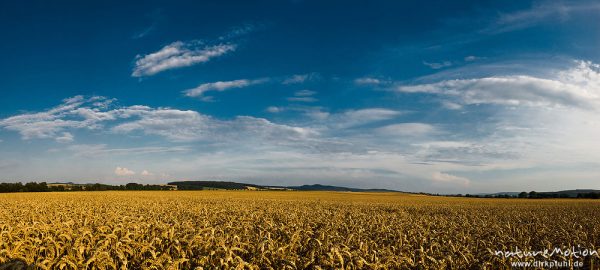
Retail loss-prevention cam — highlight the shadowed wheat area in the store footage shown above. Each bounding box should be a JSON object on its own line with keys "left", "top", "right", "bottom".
{"left": 1, "top": 191, "right": 599, "bottom": 269}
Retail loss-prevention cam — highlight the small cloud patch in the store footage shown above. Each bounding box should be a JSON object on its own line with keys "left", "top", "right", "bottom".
{"left": 115, "top": 167, "right": 135, "bottom": 176}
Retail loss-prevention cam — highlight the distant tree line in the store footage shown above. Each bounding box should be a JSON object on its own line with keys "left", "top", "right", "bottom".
{"left": 575, "top": 193, "right": 600, "bottom": 199}
{"left": 0, "top": 182, "right": 51, "bottom": 193}
{"left": 460, "top": 191, "right": 600, "bottom": 199}
{"left": 0, "top": 182, "right": 174, "bottom": 193}
{"left": 168, "top": 181, "right": 257, "bottom": 190}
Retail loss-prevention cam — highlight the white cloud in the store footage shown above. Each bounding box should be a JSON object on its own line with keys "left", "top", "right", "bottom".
{"left": 266, "top": 106, "right": 284, "bottom": 113}
{"left": 423, "top": 61, "right": 452, "bottom": 69}
{"left": 0, "top": 117, "right": 76, "bottom": 140}
{"left": 387, "top": 60, "right": 600, "bottom": 188}
{"left": 398, "top": 61, "right": 600, "bottom": 109}
{"left": 464, "top": 56, "right": 482, "bottom": 62}
{"left": 218, "top": 23, "right": 258, "bottom": 40}
{"left": 293, "top": 107, "right": 405, "bottom": 131}
{"left": 55, "top": 132, "right": 74, "bottom": 143}
{"left": 287, "top": 97, "right": 318, "bottom": 102}
{"left": 411, "top": 139, "right": 517, "bottom": 166}
{"left": 282, "top": 73, "right": 318, "bottom": 84}
{"left": 110, "top": 107, "right": 317, "bottom": 143}
{"left": 283, "top": 74, "right": 308, "bottom": 84}
{"left": 132, "top": 41, "right": 236, "bottom": 77}
{"left": 333, "top": 108, "right": 404, "bottom": 128}
{"left": 182, "top": 73, "right": 320, "bottom": 98}
{"left": 115, "top": 167, "right": 135, "bottom": 176}
{"left": 141, "top": 170, "right": 153, "bottom": 176}
{"left": 432, "top": 172, "right": 470, "bottom": 187}
{"left": 0, "top": 96, "right": 115, "bottom": 141}
{"left": 303, "top": 108, "right": 330, "bottom": 120}
{"left": 376, "top": 123, "right": 436, "bottom": 137}
{"left": 286, "top": 89, "right": 318, "bottom": 102}
{"left": 485, "top": 2, "right": 600, "bottom": 34}
{"left": 414, "top": 141, "right": 471, "bottom": 149}
{"left": 67, "top": 144, "right": 190, "bottom": 157}
{"left": 440, "top": 101, "right": 463, "bottom": 110}
{"left": 0, "top": 95, "right": 316, "bottom": 146}
{"left": 111, "top": 108, "right": 212, "bottom": 141}
{"left": 184, "top": 78, "right": 268, "bottom": 97}
{"left": 294, "top": 89, "right": 316, "bottom": 96}
{"left": 354, "top": 77, "right": 386, "bottom": 85}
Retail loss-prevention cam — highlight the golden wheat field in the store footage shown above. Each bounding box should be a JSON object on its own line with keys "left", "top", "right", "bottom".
{"left": 0, "top": 191, "right": 599, "bottom": 269}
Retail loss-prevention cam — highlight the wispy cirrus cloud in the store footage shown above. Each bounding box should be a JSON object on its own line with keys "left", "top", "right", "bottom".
{"left": 287, "top": 97, "right": 318, "bottom": 102}
{"left": 111, "top": 109, "right": 316, "bottom": 143}
{"left": 0, "top": 96, "right": 116, "bottom": 142}
{"left": 376, "top": 123, "right": 436, "bottom": 137}
{"left": 132, "top": 22, "right": 265, "bottom": 77}
{"left": 432, "top": 172, "right": 470, "bottom": 187}
{"left": 484, "top": 1, "right": 600, "bottom": 34}
{"left": 423, "top": 61, "right": 452, "bottom": 69}
{"left": 266, "top": 106, "right": 284, "bottom": 113}
{"left": 464, "top": 55, "right": 483, "bottom": 62}
{"left": 282, "top": 73, "right": 319, "bottom": 84}
{"left": 397, "top": 60, "right": 600, "bottom": 109}
{"left": 354, "top": 77, "right": 387, "bottom": 86}
{"left": 132, "top": 24, "right": 156, "bottom": 39}
{"left": 183, "top": 78, "right": 269, "bottom": 98}
{"left": 131, "top": 9, "right": 163, "bottom": 39}
{"left": 308, "top": 108, "right": 405, "bottom": 130}
{"left": 183, "top": 74, "right": 320, "bottom": 101}
{"left": 66, "top": 144, "right": 190, "bottom": 158}
{"left": 294, "top": 89, "right": 316, "bottom": 96}
{"left": 55, "top": 132, "right": 74, "bottom": 143}
{"left": 287, "top": 89, "right": 318, "bottom": 103}
{"left": 389, "top": 59, "right": 600, "bottom": 176}
{"left": 218, "top": 23, "right": 261, "bottom": 40}
{"left": 132, "top": 41, "right": 236, "bottom": 77}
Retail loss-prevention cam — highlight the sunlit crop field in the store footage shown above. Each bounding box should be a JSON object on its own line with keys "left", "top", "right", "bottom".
{"left": 1, "top": 191, "right": 599, "bottom": 269}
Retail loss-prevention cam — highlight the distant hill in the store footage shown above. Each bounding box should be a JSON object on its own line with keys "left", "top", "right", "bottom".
{"left": 284, "top": 184, "right": 398, "bottom": 192}
{"left": 478, "top": 192, "right": 522, "bottom": 197}
{"left": 167, "top": 181, "right": 399, "bottom": 192}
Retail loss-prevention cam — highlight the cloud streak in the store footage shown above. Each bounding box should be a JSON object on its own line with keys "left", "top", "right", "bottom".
{"left": 282, "top": 73, "right": 318, "bottom": 84}
{"left": 0, "top": 96, "right": 115, "bottom": 141}
{"left": 183, "top": 78, "right": 268, "bottom": 97}
{"left": 286, "top": 89, "right": 318, "bottom": 103}
{"left": 484, "top": 1, "right": 600, "bottom": 34}
{"left": 432, "top": 172, "right": 470, "bottom": 187}
{"left": 397, "top": 61, "right": 600, "bottom": 109}
{"left": 354, "top": 77, "right": 387, "bottom": 86}
{"left": 67, "top": 144, "right": 190, "bottom": 157}
{"left": 423, "top": 61, "right": 452, "bottom": 69}
{"left": 376, "top": 123, "right": 436, "bottom": 137}
{"left": 132, "top": 42, "right": 236, "bottom": 77}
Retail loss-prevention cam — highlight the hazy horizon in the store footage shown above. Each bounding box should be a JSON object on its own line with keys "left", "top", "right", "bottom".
{"left": 1, "top": 0, "right": 600, "bottom": 194}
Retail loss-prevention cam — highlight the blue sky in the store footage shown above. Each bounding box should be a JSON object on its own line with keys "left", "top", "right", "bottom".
{"left": 1, "top": 0, "right": 600, "bottom": 193}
